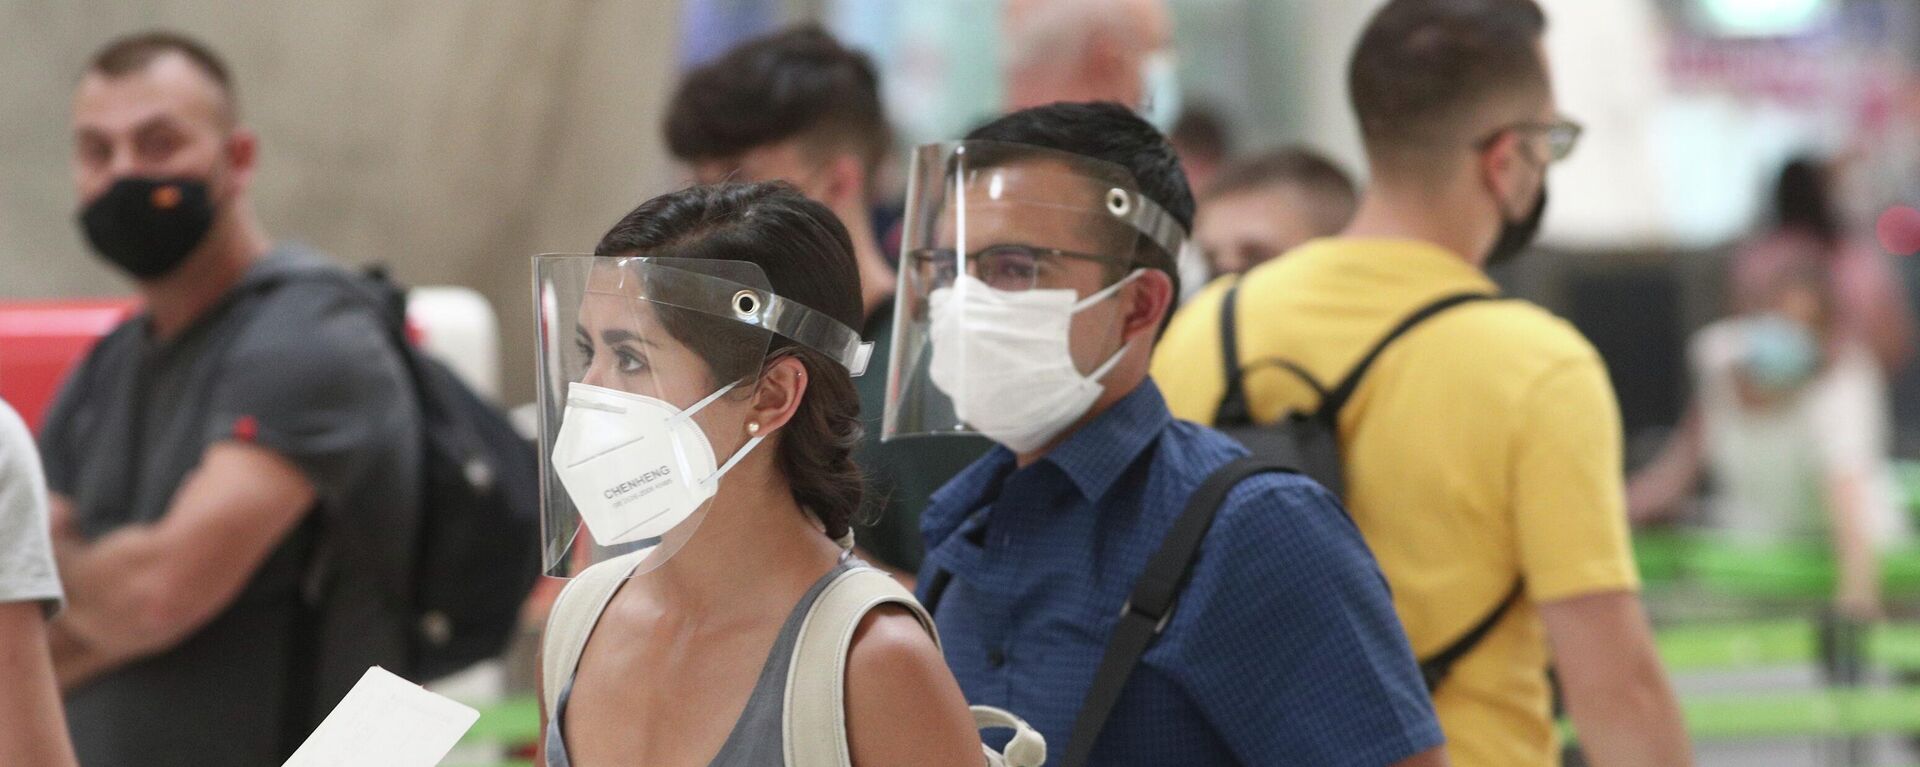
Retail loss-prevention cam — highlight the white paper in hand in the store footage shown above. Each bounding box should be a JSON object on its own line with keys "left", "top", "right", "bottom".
{"left": 283, "top": 666, "right": 480, "bottom": 767}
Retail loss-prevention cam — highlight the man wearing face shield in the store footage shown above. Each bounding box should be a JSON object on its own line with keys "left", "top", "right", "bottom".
{"left": 1153, "top": 2, "right": 1690, "bottom": 765}
{"left": 35, "top": 32, "right": 421, "bottom": 766}
{"left": 887, "top": 102, "right": 1447, "bottom": 766}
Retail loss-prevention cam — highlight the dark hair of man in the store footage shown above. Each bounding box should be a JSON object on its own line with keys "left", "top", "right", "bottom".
{"left": 965, "top": 100, "right": 1196, "bottom": 303}
{"left": 1204, "top": 147, "right": 1359, "bottom": 233}
{"left": 87, "top": 30, "right": 237, "bottom": 124}
{"left": 595, "top": 182, "right": 868, "bottom": 538}
{"left": 1347, "top": 0, "right": 1548, "bottom": 174}
{"left": 1773, "top": 156, "right": 1841, "bottom": 248}
{"left": 665, "top": 24, "right": 891, "bottom": 187}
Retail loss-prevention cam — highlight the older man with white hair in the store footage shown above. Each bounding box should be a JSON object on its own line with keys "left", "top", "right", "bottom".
{"left": 1002, "top": 0, "right": 1212, "bottom": 300}
{"left": 1001, "top": 0, "right": 1179, "bottom": 126}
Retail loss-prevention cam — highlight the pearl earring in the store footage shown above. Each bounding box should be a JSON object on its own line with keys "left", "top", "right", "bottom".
{"left": 747, "top": 422, "right": 761, "bottom": 436}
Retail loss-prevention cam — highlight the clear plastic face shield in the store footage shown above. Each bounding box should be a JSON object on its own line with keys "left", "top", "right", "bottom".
{"left": 882, "top": 141, "right": 1188, "bottom": 449}
{"left": 534, "top": 255, "right": 871, "bottom": 578}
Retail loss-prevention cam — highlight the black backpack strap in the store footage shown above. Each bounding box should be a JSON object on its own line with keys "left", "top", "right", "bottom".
{"left": 1213, "top": 280, "right": 1253, "bottom": 426}
{"left": 1419, "top": 578, "right": 1525, "bottom": 691}
{"left": 1060, "top": 456, "right": 1290, "bottom": 767}
{"left": 1319, "top": 292, "right": 1495, "bottom": 417}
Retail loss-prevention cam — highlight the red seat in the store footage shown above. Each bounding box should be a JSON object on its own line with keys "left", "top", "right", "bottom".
{"left": 0, "top": 298, "right": 140, "bottom": 434}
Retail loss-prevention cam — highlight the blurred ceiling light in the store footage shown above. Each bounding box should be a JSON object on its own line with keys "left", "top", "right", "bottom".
{"left": 1695, "top": 0, "right": 1836, "bottom": 37}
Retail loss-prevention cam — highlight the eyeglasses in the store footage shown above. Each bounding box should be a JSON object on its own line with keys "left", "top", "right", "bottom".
{"left": 906, "top": 244, "right": 1131, "bottom": 292}
{"left": 1478, "top": 117, "right": 1583, "bottom": 164}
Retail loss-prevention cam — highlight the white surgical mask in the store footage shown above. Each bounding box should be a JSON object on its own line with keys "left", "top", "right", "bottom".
{"left": 927, "top": 271, "right": 1141, "bottom": 453}
{"left": 1139, "top": 50, "right": 1182, "bottom": 132}
{"left": 550, "top": 380, "right": 762, "bottom": 546}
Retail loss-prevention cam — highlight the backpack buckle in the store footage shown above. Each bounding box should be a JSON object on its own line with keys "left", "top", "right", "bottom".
{"left": 1119, "top": 598, "right": 1175, "bottom": 635}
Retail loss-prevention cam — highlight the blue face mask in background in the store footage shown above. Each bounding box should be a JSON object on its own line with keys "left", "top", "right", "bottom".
{"left": 1741, "top": 313, "right": 1820, "bottom": 391}
{"left": 1138, "top": 50, "right": 1181, "bottom": 132}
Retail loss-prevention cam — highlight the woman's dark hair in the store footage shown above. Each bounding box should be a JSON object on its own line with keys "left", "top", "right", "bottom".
{"left": 1774, "top": 155, "right": 1842, "bottom": 247}
{"left": 595, "top": 182, "right": 865, "bottom": 539}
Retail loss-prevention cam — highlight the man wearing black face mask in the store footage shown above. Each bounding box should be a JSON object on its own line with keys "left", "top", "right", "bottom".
{"left": 1153, "top": 1, "right": 1690, "bottom": 765}
{"left": 36, "top": 32, "right": 421, "bottom": 767}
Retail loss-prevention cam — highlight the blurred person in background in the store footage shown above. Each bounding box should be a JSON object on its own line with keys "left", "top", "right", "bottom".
{"left": 1193, "top": 147, "right": 1358, "bottom": 275}
{"left": 39, "top": 32, "right": 421, "bottom": 766}
{"left": 0, "top": 398, "right": 79, "bottom": 767}
{"left": 1001, "top": 0, "right": 1177, "bottom": 124}
{"left": 665, "top": 24, "right": 988, "bottom": 575}
{"left": 1151, "top": 1, "right": 1691, "bottom": 764}
{"left": 1732, "top": 155, "right": 1915, "bottom": 375}
{"left": 1630, "top": 263, "right": 1911, "bottom": 622}
{"left": 1002, "top": 0, "right": 1212, "bottom": 303}
{"left": 1169, "top": 104, "right": 1234, "bottom": 195}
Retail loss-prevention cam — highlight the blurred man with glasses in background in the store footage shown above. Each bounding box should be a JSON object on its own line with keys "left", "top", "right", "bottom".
{"left": 1154, "top": 1, "right": 1692, "bottom": 764}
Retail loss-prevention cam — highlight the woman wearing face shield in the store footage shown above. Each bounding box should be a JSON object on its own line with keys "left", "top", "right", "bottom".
{"left": 532, "top": 183, "right": 988, "bottom": 767}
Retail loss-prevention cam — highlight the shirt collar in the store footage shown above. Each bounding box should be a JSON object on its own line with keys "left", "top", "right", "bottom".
{"left": 1294, "top": 237, "right": 1501, "bottom": 294}
{"left": 1040, "top": 379, "right": 1171, "bottom": 502}
{"left": 921, "top": 380, "right": 1172, "bottom": 538}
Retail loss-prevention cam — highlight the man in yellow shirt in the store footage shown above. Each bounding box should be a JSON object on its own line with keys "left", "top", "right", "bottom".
{"left": 1152, "top": 1, "right": 1691, "bottom": 765}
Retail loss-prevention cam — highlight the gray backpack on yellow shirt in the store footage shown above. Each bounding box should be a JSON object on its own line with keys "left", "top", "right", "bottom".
{"left": 1210, "top": 276, "right": 1519, "bottom": 691}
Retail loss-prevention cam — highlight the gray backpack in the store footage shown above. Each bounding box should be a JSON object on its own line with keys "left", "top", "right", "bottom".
{"left": 1210, "top": 278, "right": 1521, "bottom": 691}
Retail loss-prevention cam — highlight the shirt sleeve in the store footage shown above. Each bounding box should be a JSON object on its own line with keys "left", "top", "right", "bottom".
{"left": 0, "top": 400, "right": 64, "bottom": 611}
{"left": 203, "top": 293, "right": 415, "bottom": 501}
{"left": 1511, "top": 354, "right": 1641, "bottom": 602}
{"left": 1154, "top": 476, "right": 1444, "bottom": 766}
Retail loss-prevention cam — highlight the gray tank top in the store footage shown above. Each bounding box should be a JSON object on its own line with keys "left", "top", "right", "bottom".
{"left": 546, "top": 561, "right": 855, "bottom": 767}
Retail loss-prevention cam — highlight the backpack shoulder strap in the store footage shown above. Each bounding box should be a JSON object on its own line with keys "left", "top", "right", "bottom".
{"left": 1059, "top": 456, "right": 1290, "bottom": 767}
{"left": 783, "top": 566, "right": 1046, "bottom": 767}
{"left": 1209, "top": 279, "right": 1334, "bottom": 427}
{"left": 1213, "top": 280, "right": 1254, "bottom": 426}
{"left": 1318, "top": 292, "right": 1496, "bottom": 418}
{"left": 1419, "top": 578, "right": 1525, "bottom": 691}
{"left": 539, "top": 553, "right": 645, "bottom": 716}
{"left": 783, "top": 566, "right": 936, "bottom": 767}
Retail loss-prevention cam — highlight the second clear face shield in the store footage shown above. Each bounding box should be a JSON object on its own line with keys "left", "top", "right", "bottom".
{"left": 882, "top": 141, "right": 1189, "bottom": 449}
{"left": 534, "top": 255, "right": 870, "bottom": 579}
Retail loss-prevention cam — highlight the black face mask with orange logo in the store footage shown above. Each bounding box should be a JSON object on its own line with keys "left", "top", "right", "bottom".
{"left": 78, "top": 177, "right": 215, "bottom": 280}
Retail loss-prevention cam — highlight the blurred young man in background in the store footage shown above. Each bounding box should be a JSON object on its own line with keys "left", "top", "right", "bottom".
{"left": 41, "top": 32, "right": 421, "bottom": 766}
{"left": 1153, "top": 1, "right": 1691, "bottom": 764}
{"left": 1193, "top": 147, "right": 1357, "bottom": 275}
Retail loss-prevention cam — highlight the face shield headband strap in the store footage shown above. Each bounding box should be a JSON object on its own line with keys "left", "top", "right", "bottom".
{"left": 1107, "top": 188, "right": 1188, "bottom": 267}
{"left": 928, "top": 141, "right": 1189, "bottom": 268}
{"left": 584, "top": 261, "right": 876, "bottom": 377}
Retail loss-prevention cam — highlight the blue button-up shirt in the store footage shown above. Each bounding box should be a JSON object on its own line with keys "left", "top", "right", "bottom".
{"left": 918, "top": 381, "right": 1442, "bottom": 766}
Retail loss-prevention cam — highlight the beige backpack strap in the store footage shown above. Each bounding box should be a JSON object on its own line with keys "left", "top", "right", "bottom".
{"left": 972, "top": 706, "right": 1047, "bottom": 767}
{"left": 782, "top": 566, "right": 935, "bottom": 767}
{"left": 539, "top": 553, "right": 646, "bottom": 716}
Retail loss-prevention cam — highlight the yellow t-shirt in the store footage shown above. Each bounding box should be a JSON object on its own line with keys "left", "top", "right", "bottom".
{"left": 1152, "top": 238, "right": 1640, "bottom": 767}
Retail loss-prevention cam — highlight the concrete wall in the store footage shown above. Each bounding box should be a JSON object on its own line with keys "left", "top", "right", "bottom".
{"left": 0, "top": 1, "right": 686, "bottom": 404}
